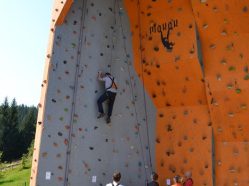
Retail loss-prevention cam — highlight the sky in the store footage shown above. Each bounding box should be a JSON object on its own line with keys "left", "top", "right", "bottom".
{"left": 0, "top": 0, "right": 53, "bottom": 106}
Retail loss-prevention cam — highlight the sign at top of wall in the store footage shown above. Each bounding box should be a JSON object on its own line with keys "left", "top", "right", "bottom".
{"left": 149, "top": 19, "right": 178, "bottom": 52}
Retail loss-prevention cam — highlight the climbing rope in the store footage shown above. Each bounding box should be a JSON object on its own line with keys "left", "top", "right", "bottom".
{"left": 109, "top": 0, "right": 117, "bottom": 75}
{"left": 106, "top": 1, "right": 150, "bottom": 184}
{"left": 116, "top": 0, "right": 153, "bottom": 184}
{"left": 63, "top": 0, "right": 88, "bottom": 185}
{"left": 136, "top": 0, "right": 153, "bottom": 172}
{"left": 109, "top": 1, "right": 150, "bottom": 184}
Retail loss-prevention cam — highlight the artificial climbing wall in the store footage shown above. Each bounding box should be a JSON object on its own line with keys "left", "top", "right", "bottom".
{"left": 124, "top": 0, "right": 249, "bottom": 185}
{"left": 31, "top": 0, "right": 156, "bottom": 185}
{"left": 31, "top": 0, "right": 249, "bottom": 186}
{"left": 192, "top": 1, "right": 249, "bottom": 185}
{"left": 125, "top": 0, "right": 213, "bottom": 185}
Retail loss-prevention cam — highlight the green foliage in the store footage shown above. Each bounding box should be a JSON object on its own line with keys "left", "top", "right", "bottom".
{"left": 1, "top": 99, "right": 22, "bottom": 161}
{"left": 0, "top": 98, "right": 37, "bottom": 163}
{"left": 21, "top": 154, "right": 28, "bottom": 169}
{"left": 0, "top": 142, "right": 33, "bottom": 185}
{"left": 21, "top": 141, "right": 34, "bottom": 169}
{"left": 0, "top": 160, "right": 31, "bottom": 186}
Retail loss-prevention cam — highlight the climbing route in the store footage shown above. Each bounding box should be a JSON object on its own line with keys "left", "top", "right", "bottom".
{"left": 124, "top": 0, "right": 213, "bottom": 185}
{"left": 31, "top": 0, "right": 156, "bottom": 185}
{"left": 192, "top": 0, "right": 249, "bottom": 185}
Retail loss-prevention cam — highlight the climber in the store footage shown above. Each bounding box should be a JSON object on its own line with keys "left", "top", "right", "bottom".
{"left": 97, "top": 71, "right": 118, "bottom": 123}
{"left": 147, "top": 172, "right": 159, "bottom": 186}
{"left": 106, "top": 171, "right": 124, "bottom": 186}
{"left": 183, "top": 171, "right": 193, "bottom": 186}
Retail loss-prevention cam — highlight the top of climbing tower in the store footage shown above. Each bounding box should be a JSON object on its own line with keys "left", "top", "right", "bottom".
{"left": 52, "top": 0, "right": 73, "bottom": 26}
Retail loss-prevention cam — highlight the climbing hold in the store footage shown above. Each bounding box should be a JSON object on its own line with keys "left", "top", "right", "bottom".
{"left": 244, "top": 74, "right": 249, "bottom": 80}
{"left": 235, "top": 88, "right": 241, "bottom": 94}
{"left": 220, "top": 59, "right": 227, "bottom": 65}
{"left": 228, "top": 66, "right": 236, "bottom": 71}
{"left": 58, "top": 132, "right": 63, "bottom": 136}
{"left": 154, "top": 46, "right": 159, "bottom": 52}
{"left": 203, "top": 23, "right": 208, "bottom": 29}
{"left": 243, "top": 6, "right": 248, "bottom": 12}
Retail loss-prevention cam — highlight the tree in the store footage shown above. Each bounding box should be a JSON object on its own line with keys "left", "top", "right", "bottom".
{"left": 20, "top": 107, "right": 37, "bottom": 154}
{"left": 0, "top": 98, "right": 38, "bottom": 162}
{"left": 1, "top": 99, "right": 22, "bottom": 161}
{"left": 0, "top": 98, "right": 10, "bottom": 153}
{"left": 17, "top": 104, "right": 29, "bottom": 130}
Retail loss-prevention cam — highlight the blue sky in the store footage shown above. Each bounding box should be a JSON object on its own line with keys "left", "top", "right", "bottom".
{"left": 0, "top": 0, "right": 53, "bottom": 106}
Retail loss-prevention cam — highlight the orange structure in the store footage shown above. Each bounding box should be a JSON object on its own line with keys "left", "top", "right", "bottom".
{"left": 192, "top": 1, "right": 249, "bottom": 185}
{"left": 124, "top": 0, "right": 213, "bottom": 185}
{"left": 124, "top": 0, "right": 249, "bottom": 185}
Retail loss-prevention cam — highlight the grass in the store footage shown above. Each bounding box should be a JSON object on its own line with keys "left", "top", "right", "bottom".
{"left": 0, "top": 160, "right": 31, "bottom": 186}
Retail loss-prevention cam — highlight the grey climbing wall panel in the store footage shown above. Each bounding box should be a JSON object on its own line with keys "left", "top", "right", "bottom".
{"left": 31, "top": 0, "right": 156, "bottom": 185}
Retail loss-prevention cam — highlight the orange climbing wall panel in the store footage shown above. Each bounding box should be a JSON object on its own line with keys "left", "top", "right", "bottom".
{"left": 191, "top": 0, "right": 249, "bottom": 185}
{"left": 125, "top": 0, "right": 213, "bottom": 185}
{"left": 55, "top": 0, "right": 73, "bottom": 25}
{"left": 51, "top": 0, "right": 73, "bottom": 26}
{"left": 156, "top": 106, "right": 212, "bottom": 185}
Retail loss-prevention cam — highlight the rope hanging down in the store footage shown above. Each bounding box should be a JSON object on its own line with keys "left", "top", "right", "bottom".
{"left": 63, "top": 0, "right": 88, "bottom": 185}
{"left": 109, "top": 0, "right": 117, "bottom": 75}
{"left": 136, "top": 0, "right": 153, "bottom": 171}
{"left": 115, "top": 0, "right": 154, "bottom": 183}
{"left": 115, "top": 0, "right": 149, "bottom": 183}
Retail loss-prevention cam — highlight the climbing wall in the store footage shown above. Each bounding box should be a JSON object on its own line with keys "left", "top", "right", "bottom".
{"left": 124, "top": 0, "right": 213, "bottom": 185}
{"left": 191, "top": 0, "right": 249, "bottom": 185}
{"left": 32, "top": 0, "right": 249, "bottom": 186}
{"left": 31, "top": 0, "right": 156, "bottom": 185}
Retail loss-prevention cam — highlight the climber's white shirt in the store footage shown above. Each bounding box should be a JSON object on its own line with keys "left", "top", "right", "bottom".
{"left": 98, "top": 75, "right": 118, "bottom": 93}
{"left": 106, "top": 181, "right": 124, "bottom": 186}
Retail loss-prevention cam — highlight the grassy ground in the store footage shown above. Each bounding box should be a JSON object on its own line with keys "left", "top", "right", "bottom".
{"left": 0, "top": 161, "right": 31, "bottom": 186}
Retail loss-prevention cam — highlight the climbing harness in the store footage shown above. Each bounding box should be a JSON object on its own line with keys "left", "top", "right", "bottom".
{"left": 106, "top": 75, "right": 118, "bottom": 90}
{"left": 63, "top": 0, "right": 88, "bottom": 185}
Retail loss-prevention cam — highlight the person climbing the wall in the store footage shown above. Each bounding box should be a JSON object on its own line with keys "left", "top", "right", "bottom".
{"left": 97, "top": 71, "right": 118, "bottom": 123}
{"left": 106, "top": 171, "right": 124, "bottom": 186}
{"left": 183, "top": 171, "right": 193, "bottom": 186}
{"left": 147, "top": 172, "right": 159, "bottom": 186}
{"left": 171, "top": 175, "right": 183, "bottom": 186}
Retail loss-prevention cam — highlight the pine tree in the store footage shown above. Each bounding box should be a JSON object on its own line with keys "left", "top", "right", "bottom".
{"left": 0, "top": 98, "right": 9, "bottom": 153}
{"left": 17, "top": 104, "right": 29, "bottom": 130}
{"left": 20, "top": 107, "right": 37, "bottom": 154}
{"left": 1, "top": 99, "right": 22, "bottom": 161}
{"left": 0, "top": 98, "right": 38, "bottom": 162}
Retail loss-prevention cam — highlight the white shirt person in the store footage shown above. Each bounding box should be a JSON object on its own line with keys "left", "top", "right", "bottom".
{"left": 97, "top": 72, "right": 118, "bottom": 123}
{"left": 106, "top": 172, "right": 124, "bottom": 186}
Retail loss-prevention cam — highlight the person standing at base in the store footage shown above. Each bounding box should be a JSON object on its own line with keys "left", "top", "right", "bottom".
{"left": 97, "top": 71, "right": 117, "bottom": 123}
{"left": 183, "top": 171, "right": 193, "bottom": 186}
{"left": 106, "top": 172, "right": 124, "bottom": 186}
{"left": 147, "top": 172, "right": 159, "bottom": 186}
{"left": 172, "top": 175, "right": 183, "bottom": 186}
